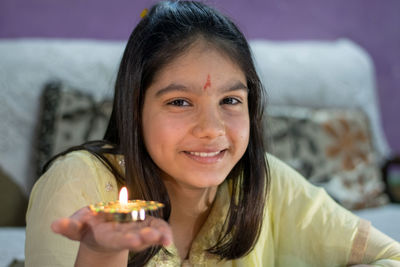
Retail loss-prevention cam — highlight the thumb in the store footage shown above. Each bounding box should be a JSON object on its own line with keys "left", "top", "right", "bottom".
{"left": 51, "top": 217, "right": 86, "bottom": 241}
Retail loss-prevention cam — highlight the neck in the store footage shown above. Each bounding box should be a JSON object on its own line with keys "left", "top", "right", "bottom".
{"left": 163, "top": 180, "right": 218, "bottom": 260}
{"left": 165, "top": 181, "right": 217, "bottom": 220}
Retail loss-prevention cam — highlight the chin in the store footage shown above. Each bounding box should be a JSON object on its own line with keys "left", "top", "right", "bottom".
{"left": 183, "top": 173, "right": 228, "bottom": 189}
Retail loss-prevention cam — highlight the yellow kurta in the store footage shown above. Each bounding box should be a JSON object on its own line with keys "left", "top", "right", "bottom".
{"left": 25, "top": 151, "right": 400, "bottom": 266}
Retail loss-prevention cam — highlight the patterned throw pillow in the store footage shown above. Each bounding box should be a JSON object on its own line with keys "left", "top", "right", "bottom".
{"left": 264, "top": 106, "right": 389, "bottom": 210}
{"left": 34, "top": 81, "right": 112, "bottom": 178}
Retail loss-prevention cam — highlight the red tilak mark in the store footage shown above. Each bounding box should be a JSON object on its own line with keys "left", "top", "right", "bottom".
{"left": 203, "top": 74, "right": 211, "bottom": 90}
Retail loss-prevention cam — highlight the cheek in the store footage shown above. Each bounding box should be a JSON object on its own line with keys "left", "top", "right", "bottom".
{"left": 143, "top": 115, "right": 186, "bottom": 155}
{"left": 143, "top": 113, "right": 163, "bottom": 158}
{"left": 226, "top": 114, "right": 250, "bottom": 149}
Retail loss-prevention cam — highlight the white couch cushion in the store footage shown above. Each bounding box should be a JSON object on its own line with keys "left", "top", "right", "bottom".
{"left": 250, "top": 39, "right": 390, "bottom": 161}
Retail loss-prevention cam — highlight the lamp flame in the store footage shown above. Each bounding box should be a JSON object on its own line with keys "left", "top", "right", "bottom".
{"left": 119, "top": 187, "right": 128, "bottom": 205}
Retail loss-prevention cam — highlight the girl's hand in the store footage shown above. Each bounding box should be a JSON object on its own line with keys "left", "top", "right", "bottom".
{"left": 51, "top": 206, "right": 173, "bottom": 253}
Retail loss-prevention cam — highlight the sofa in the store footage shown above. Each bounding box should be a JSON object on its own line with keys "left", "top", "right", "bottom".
{"left": 0, "top": 38, "right": 399, "bottom": 266}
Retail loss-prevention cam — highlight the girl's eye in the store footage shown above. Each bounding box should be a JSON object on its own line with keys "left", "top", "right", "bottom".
{"left": 221, "top": 97, "right": 241, "bottom": 105}
{"left": 167, "top": 99, "right": 191, "bottom": 106}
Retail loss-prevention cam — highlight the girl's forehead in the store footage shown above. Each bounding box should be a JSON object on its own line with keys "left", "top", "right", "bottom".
{"left": 151, "top": 42, "right": 245, "bottom": 87}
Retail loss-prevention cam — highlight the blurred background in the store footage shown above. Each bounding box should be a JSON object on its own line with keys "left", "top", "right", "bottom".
{"left": 1, "top": 0, "right": 399, "bottom": 154}
{"left": 0, "top": 1, "right": 400, "bottom": 265}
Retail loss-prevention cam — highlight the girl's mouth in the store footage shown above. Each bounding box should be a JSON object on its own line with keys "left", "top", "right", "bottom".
{"left": 183, "top": 149, "right": 226, "bottom": 163}
{"left": 188, "top": 151, "right": 221, "bottom": 157}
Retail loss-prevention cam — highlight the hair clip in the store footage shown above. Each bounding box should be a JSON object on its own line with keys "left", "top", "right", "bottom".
{"left": 140, "top": 8, "right": 148, "bottom": 18}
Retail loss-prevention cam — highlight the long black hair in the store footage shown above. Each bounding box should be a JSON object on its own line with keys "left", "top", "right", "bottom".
{"left": 44, "top": 1, "right": 269, "bottom": 265}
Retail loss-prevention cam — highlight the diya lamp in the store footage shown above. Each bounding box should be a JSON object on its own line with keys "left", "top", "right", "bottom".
{"left": 89, "top": 187, "right": 164, "bottom": 222}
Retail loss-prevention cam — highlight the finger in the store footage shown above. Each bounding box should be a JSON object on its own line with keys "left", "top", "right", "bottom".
{"left": 51, "top": 207, "right": 96, "bottom": 241}
{"left": 140, "top": 227, "right": 163, "bottom": 244}
{"left": 97, "top": 229, "right": 150, "bottom": 252}
{"left": 117, "top": 232, "right": 144, "bottom": 251}
{"left": 148, "top": 218, "right": 173, "bottom": 246}
{"left": 70, "top": 206, "right": 93, "bottom": 221}
{"left": 112, "top": 226, "right": 168, "bottom": 252}
{"left": 159, "top": 226, "right": 173, "bottom": 246}
{"left": 124, "top": 228, "right": 164, "bottom": 252}
{"left": 123, "top": 217, "right": 172, "bottom": 246}
{"left": 51, "top": 217, "right": 85, "bottom": 241}
{"left": 149, "top": 225, "right": 172, "bottom": 246}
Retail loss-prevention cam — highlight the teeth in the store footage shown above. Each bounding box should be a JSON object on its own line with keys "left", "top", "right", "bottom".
{"left": 189, "top": 151, "right": 221, "bottom": 157}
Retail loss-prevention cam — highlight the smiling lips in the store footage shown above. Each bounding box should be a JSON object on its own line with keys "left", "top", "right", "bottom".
{"left": 184, "top": 149, "right": 226, "bottom": 163}
{"left": 188, "top": 151, "right": 221, "bottom": 157}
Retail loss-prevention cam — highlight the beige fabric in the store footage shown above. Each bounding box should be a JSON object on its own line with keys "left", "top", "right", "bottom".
{"left": 25, "top": 151, "right": 119, "bottom": 266}
{"left": 25, "top": 151, "right": 400, "bottom": 266}
{"left": 361, "top": 226, "right": 400, "bottom": 266}
{"left": 349, "top": 219, "right": 371, "bottom": 264}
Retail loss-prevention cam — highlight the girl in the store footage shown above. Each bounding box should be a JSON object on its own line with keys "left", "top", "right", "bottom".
{"left": 25, "top": 1, "right": 400, "bottom": 266}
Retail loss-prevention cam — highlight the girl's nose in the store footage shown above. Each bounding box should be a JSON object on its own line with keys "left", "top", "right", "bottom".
{"left": 192, "top": 107, "right": 225, "bottom": 139}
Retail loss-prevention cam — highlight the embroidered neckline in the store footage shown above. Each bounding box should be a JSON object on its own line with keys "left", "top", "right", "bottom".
{"left": 116, "top": 155, "right": 231, "bottom": 265}
{"left": 147, "top": 182, "right": 230, "bottom": 266}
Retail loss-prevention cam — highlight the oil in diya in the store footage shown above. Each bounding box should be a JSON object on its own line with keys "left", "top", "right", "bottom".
{"left": 89, "top": 187, "right": 164, "bottom": 222}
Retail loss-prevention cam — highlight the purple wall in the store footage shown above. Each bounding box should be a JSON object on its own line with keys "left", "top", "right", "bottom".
{"left": 1, "top": 0, "right": 399, "bottom": 155}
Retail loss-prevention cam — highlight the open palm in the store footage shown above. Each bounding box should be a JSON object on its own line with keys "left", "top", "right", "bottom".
{"left": 51, "top": 206, "right": 172, "bottom": 253}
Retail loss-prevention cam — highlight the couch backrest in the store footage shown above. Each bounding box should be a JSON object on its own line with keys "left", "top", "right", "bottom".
{"left": 251, "top": 39, "right": 390, "bottom": 160}
{"left": 0, "top": 39, "right": 124, "bottom": 194}
{"left": 0, "top": 38, "right": 390, "bottom": 194}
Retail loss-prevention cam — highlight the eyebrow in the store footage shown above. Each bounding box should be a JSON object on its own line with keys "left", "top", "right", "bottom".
{"left": 154, "top": 81, "right": 248, "bottom": 97}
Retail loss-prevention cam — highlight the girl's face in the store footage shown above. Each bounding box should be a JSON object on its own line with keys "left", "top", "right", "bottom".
{"left": 142, "top": 41, "right": 250, "bottom": 190}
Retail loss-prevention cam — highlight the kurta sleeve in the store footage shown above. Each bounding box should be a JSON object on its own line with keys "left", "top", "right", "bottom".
{"left": 267, "top": 154, "right": 400, "bottom": 266}
{"left": 25, "top": 151, "right": 119, "bottom": 267}
{"left": 361, "top": 226, "right": 400, "bottom": 266}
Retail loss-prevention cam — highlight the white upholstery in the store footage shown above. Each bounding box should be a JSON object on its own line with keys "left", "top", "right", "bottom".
{"left": 0, "top": 38, "right": 391, "bottom": 195}
{"left": 0, "top": 37, "right": 398, "bottom": 266}
{"left": 250, "top": 39, "right": 399, "bottom": 241}
{"left": 0, "top": 227, "right": 25, "bottom": 266}
{"left": 0, "top": 39, "right": 124, "bottom": 194}
{"left": 251, "top": 39, "right": 391, "bottom": 160}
